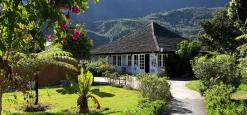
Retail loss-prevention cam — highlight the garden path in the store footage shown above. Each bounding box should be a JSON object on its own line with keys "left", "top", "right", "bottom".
{"left": 165, "top": 80, "right": 206, "bottom": 115}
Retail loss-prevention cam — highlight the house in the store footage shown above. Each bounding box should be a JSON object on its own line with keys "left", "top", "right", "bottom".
{"left": 91, "top": 22, "right": 184, "bottom": 75}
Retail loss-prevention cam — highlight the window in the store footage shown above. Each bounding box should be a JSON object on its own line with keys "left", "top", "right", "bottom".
{"left": 117, "top": 56, "right": 121, "bottom": 66}
{"left": 158, "top": 54, "right": 166, "bottom": 67}
{"left": 134, "top": 55, "right": 138, "bottom": 66}
{"left": 139, "top": 55, "right": 145, "bottom": 69}
{"left": 113, "top": 56, "right": 116, "bottom": 65}
{"left": 128, "top": 55, "right": 132, "bottom": 66}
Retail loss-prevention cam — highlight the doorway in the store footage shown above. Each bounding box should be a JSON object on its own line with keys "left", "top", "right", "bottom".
{"left": 145, "top": 54, "right": 150, "bottom": 73}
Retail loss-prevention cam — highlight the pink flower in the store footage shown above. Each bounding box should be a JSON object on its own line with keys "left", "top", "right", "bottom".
{"left": 71, "top": 28, "right": 80, "bottom": 41}
{"left": 72, "top": 6, "right": 80, "bottom": 14}
{"left": 60, "top": 23, "right": 68, "bottom": 31}
{"left": 63, "top": 4, "right": 69, "bottom": 10}
{"left": 48, "top": 35, "right": 53, "bottom": 42}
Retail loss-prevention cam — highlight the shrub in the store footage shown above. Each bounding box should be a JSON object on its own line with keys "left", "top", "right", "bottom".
{"left": 125, "top": 99, "right": 165, "bottom": 115}
{"left": 239, "top": 57, "right": 247, "bottom": 83}
{"left": 137, "top": 73, "right": 171, "bottom": 101}
{"left": 205, "top": 84, "right": 247, "bottom": 115}
{"left": 192, "top": 54, "right": 241, "bottom": 94}
{"left": 86, "top": 58, "right": 115, "bottom": 76}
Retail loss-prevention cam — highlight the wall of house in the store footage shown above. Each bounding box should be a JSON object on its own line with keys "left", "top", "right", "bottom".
{"left": 95, "top": 53, "right": 168, "bottom": 75}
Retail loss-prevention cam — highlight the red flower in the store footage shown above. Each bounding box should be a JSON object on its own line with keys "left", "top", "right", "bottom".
{"left": 63, "top": 4, "right": 69, "bottom": 10}
{"left": 48, "top": 35, "right": 53, "bottom": 42}
{"left": 60, "top": 23, "right": 68, "bottom": 31}
{"left": 71, "top": 28, "right": 80, "bottom": 41}
{"left": 72, "top": 6, "right": 80, "bottom": 14}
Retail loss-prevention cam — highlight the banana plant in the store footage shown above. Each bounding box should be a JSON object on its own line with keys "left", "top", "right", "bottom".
{"left": 77, "top": 68, "right": 100, "bottom": 113}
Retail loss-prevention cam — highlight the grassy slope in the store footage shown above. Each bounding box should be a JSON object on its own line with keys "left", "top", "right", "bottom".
{"left": 2, "top": 86, "right": 139, "bottom": 115}
{"left": 185, "top": 80, "right": 201, "bottom": 92}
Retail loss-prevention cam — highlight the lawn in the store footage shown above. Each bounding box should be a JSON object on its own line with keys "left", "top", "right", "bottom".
{"left": 231, "top": 84, "right": 247, "bottom": 100}
{"left": 2, "top": 86, "right": 140, "bottom": 115}
{"left": 185, "top": 80, "right": 201, "bottom": 92}
{"left": 185, "top": 80, "right": 247, "bottom": 100}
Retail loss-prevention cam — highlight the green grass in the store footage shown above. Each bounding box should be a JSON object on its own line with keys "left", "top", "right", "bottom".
{"left": 2, "top": 86, "right": 139, "bottom": 115}
{"left": 231, "top": 84, "right": 247, "bottom": 100}
{"left": 185, "top": 80, "right": 201, "bottom": 92}
{"left": 185, "top": 80, "right": 247, "bottom": 100}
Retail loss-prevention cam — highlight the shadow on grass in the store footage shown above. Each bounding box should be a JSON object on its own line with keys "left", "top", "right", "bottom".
{"left": 9, "top": 107, "right": 120, "bottom": 115}
{"left": 91, "top": 89, "right": 115, "bottom": 97}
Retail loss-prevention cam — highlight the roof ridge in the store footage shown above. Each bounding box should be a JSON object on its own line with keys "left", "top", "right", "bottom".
{"left": 150, "top": 22, "right": 160, "bottom": 51}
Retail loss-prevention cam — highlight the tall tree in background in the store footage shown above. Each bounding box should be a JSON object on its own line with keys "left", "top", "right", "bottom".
{"left": 228, "top": 0, "right": 247, "bottom": 56}
{"left": 199, "top": 8, "right": 242, "bottom": 53}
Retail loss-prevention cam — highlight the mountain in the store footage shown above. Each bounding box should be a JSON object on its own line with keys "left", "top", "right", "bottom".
{"left": 71, "top": 0, "right": 228, "bottom": 24}
{"left": 85, "top": 7, "right": 217, "bottom": 47}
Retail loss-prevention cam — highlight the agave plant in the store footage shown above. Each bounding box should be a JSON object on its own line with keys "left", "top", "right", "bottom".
{"left": 77, "top": 68, "right": 100, "bottom": 113}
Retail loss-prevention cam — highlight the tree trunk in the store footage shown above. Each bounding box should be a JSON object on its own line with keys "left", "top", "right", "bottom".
{"left": 0, "top": 89, "right": 2, "bottom": 115}
{"left": 78, "top": 96, "right": 89, "bottom": 113}
{"left": 34, "top": 75, "right": 39, "bottom": 105}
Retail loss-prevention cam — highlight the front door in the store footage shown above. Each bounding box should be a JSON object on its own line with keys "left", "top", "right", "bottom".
{"left": 145, "top": 54, "right": 150, "bottom": 73}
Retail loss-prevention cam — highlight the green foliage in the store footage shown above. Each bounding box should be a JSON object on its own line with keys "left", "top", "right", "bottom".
{"left": 235, "top": 34, "right": 247, "bottom": 56}
{"left": 192, "top": 54, "right": 241, "bottom": 94}
{"left": 137, "top": 73, "right": 171, "bottom": 101}
{"left": 228, "top": 0, "right": 247, "bottom": 30}
{"left": 77, "top": 68, "right": 100, "bottom": 113}
{"left": 205, "top": 84, "right": 247, "bottom": 115}
{"left": 125, "top": 99, "right": 165, "bottom": 115}
{"left": 166, "top": 39, "right": 201, "bottom": 78}
{"left": 78, "top": 68, "right": 93, "bottom": 96}
{"left": 176, "top": 39, "right": 201, "bottom": 60}
{"left": 239, "top": 57, "right": 247, "bottom": 83}
{"left": 199, "top": 8, "right": 242, "bottom": 53}
{"left": 86, "top": 58, "right": 115, "bottom": 76}
{"left": 62, "top": 24, "right": 93, "bottom": 59}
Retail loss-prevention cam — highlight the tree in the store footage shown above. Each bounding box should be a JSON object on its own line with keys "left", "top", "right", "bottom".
{"left": 61, "top": 24, "right": 93, "bottom": 59}
{"left": 199, "top": 8, "right": 242, "bottom": 53}
{"left": 0, "top": 0, "right": 98, "bottom": 113}
{"left": 77, "top": 68, "right": 100, "bottom": 113}
{"left": 165, "top": 39, "right": 201, "bottom": 78}
{"left": 228, "top": 0, "right": 247, "bottom": 31}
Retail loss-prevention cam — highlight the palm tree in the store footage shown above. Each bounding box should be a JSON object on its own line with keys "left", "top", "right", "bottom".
{"left": 14, "top": 48, "right": 78, "bottom": 105}
{"left": 77, "top": 68, "right": 100, "bottom": 113}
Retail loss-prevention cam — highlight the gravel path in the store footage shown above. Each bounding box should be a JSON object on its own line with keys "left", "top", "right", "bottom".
{"left": 165, "top": 80, "right": 206, "bottom": 115}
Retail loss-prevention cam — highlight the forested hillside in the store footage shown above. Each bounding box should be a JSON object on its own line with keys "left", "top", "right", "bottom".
{"left": 86, "top": 7, "right": 217, "bottom": 47}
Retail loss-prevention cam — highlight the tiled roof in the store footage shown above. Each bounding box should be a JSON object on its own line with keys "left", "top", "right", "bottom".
{"left": 91, "top": 22, "right": 183, "bottom": 55}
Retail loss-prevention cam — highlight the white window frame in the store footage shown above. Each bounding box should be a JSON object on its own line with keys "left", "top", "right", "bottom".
{"left": 139, "top": 54, "right": 145, "bottom": 69}
{"left": 158, "top": 54, "right": 167, "bottom": 67}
